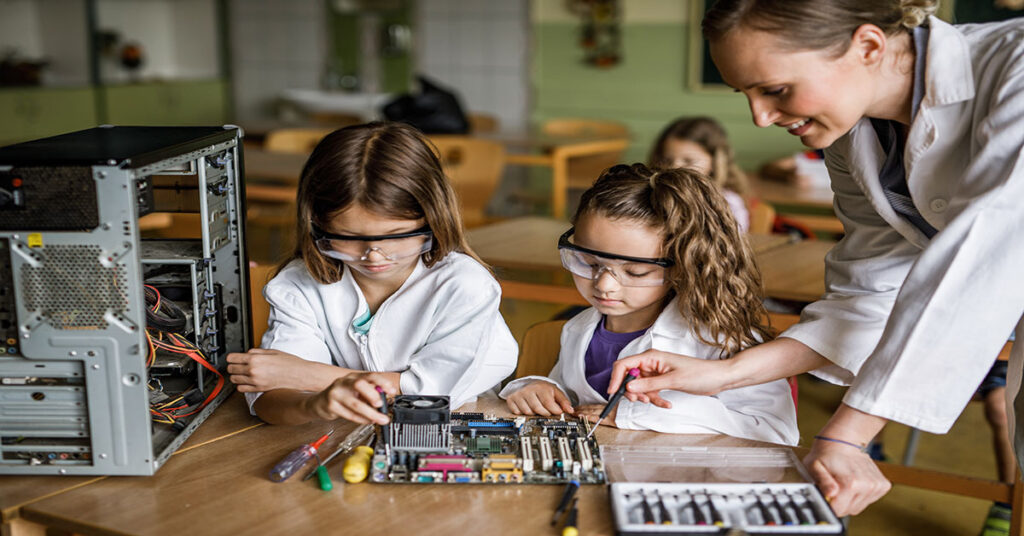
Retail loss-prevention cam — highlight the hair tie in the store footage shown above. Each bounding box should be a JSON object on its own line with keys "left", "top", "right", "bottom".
{"left": 649, "top": 171, "right": 661, "bottom": 189}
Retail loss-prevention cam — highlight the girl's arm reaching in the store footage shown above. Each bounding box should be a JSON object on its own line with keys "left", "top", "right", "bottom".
{"left": 227, "top": 348, "right": 357, "bottom": 393}
{"left": 252, "top": 372, "right": 400, "bottom": 426}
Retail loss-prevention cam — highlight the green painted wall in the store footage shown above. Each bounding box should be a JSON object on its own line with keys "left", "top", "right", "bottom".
{"left": 532, "top": 21, "right": 806, "bottom": 170}
{"left": 0, "top": 87, "right": 99, "bottom": 146}
{"left": 102, "top": 80, "right": 228, "bottom": 126}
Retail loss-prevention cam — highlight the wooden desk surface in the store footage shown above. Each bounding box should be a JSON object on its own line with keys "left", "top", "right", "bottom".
{"left": 20, "top": 398, "right": 773, "bottom": 536}
{"left": 758, "top": 240, "right": 835, "bottom": 303}
{"left": 748, "top": 176, "right": 834, "bottom": 210}
{"left": 243, "top": 147, "right": 308, "bottom": 184}
{"left": 0, "top": 393, "right": 261, "bottom": 524}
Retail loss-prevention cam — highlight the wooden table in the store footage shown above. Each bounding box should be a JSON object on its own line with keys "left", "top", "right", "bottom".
{"left": 467, "top": 217, "right": 827, "bottom": 306}
{"left": 747, "top": 176, "right": 842, "bottom": 235}
{"left": 17, "top": 398, "right": 773, "bottom": 536}
{"left": 0, "top": 393, "right": 262, "bottom": 536}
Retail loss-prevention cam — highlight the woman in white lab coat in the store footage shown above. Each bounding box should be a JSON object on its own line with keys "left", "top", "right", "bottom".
{"left": 607, "top": 0, "right": 1024, "bottom": 516}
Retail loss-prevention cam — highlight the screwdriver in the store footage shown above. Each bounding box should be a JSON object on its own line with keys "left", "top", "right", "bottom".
{"left": 586, "top": 368, "right": 640, "bottom": 439}
{"left": 268, "top": 429, "right": 335, "bottom": 482}
{"left": 302, "top": 423, "right": 374, "bottom": 481}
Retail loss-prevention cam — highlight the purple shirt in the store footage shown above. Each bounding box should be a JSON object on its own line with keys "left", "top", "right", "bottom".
{"left": 584, "top": 317, "right": 648, "bottom": 397}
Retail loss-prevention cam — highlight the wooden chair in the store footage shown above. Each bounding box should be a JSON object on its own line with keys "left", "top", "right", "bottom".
{"left": 541, "top": 118, "right": 629, "bottom": 191}
{"left": 248, "top": 263, "right": 277, "bottom": 346}
{"left": 542, "top": 118, "right": 628, "bottom": 139}
{"left": 428, "top": 136, "right": 506, "bottom": 229}
{"left": 263, "top": 127, "right": 336, "bottom": 155}
{"left": 747, "top": 198, "right": 777, "bottom": 235}
{"left": 514, "top": 320, "right": 567, "bottom": 380}
{"left": 468, "top": 113, "right": 499, "bottom": 134}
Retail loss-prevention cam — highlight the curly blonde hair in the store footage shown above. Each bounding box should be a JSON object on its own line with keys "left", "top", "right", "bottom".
{"left": 574, "top": 163, "right": 771, "bottom": 355}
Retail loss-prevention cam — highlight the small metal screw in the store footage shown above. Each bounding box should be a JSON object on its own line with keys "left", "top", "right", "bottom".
{"left": 99, "top": 453, "right": 108, "bottom": 459}
{"left": 91, "top": 364, "right": 100, "bottom": 370}
{"left": 68, "top": 350, "right": 77, "bottom": 356}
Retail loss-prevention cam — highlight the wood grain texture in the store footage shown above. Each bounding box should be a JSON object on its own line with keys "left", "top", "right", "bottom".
{"left": 20, "top": 399, "right": 772, "bottom": 536}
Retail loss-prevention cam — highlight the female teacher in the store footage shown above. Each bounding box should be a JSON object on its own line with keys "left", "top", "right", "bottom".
{"left": 608, "top": 0, "right": 1024, "bottom": 516}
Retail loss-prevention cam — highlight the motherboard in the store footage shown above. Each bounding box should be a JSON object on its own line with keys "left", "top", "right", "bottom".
{"left": 370, "top": 395, "right": 606, "bottom": 484}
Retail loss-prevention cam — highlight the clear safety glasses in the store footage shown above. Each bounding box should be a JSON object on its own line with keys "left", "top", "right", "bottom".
{"left": 312, "top": 224, "right": 433, "bottom": 262}
{"left": 557, "top": 228, "right": 673, "bottom": 287}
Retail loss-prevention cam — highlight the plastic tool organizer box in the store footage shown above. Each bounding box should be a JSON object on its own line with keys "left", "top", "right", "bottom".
{"left": 602, "top": 446, "right": 844, "bottom": 535}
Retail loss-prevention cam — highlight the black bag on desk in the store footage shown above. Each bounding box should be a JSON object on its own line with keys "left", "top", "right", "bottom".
{"left": 382, "top": 76, "right": 469, "bottom": 134}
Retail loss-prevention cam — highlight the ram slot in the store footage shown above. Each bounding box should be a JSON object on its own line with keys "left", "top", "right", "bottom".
{"left": 520, "top": 436, "right": 534, "bottom": 473}
{"left": 575, "top": 438, "right": 593, "bottom": 471}
{"left": 538, "top": 436, "right": 554, "bottom": 471}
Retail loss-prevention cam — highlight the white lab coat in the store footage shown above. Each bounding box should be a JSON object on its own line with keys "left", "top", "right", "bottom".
{"left": 244, "top": 253, "right": 518, "bottom": 413}
{"left": 500, "top": 300, "right": 799, "bottom": 446}
{"left": 782, "top": 17, "right": 1024, "bottom": 446}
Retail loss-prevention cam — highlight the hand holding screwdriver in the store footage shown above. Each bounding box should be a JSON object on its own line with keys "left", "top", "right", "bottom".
{"left": 585, "top": 368, "right": 639, "bottom": 438}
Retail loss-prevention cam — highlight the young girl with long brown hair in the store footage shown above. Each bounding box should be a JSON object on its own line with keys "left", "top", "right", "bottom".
{"left": 648, "top": 116, "right": 751, "bottom": 231}
{"left": 227, "top": 122, "right": 517, "bottom": 425}
{"left": 500, "top": 163, "right": 797, "bottom": 444}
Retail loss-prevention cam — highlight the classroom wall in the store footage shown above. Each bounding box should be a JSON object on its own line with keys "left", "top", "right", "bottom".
{"left": 416, "top": 0, "right": 530, "bottom": 133}
{"left": 229, "top": 0, "right": 326, "bottom": 123}
{"left": 530, "top": 0, "right": 804, "bottom": 170}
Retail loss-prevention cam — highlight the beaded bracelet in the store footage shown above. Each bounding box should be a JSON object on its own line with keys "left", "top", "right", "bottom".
{"left": 813, "top": 435, "right": 868, "bottom": 452}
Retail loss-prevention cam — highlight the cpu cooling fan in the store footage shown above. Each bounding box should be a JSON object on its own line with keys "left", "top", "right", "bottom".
{"left": 391, "top": 395, "right": 451, "bottom": 424}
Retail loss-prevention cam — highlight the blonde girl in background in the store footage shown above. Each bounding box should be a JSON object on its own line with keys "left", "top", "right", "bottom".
{"left": 648, "top": 116, "right": 751, "bottom": 231}
{"left": 501, "top": 163, "right": 797, "bottom": 445}
{"left": 227, "top": 122, "right": 517, "bottom": 425}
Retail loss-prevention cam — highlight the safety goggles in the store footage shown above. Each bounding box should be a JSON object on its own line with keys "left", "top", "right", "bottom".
{"left": 312, "top": 224, "right": 433, "bottom": 262}
{"left": 557, "top": 228, "right": 673, "bottom": 287}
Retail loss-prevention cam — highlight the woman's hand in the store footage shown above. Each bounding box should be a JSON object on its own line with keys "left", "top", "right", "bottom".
{"left": 576, "top": 403, "right": 618, "bottom": 428}
{"left": 303, "top": 372, "right": 399, "bottom": 425}
{"left": 806, "top": 403, "right": 892, "bottom": 516}
{"left": 227, "top": 348, "right": 347, "bottom": 393}
{"left": 506, "top": 381, "right": 574, "bottom": 416}
{"left": 607, "top": 349, "right": 733, "bottom": 408}
{"left": 804, "top": 439, "right": 892, "bottom": 516}
{"left": 607, "top": 339, "right": 829, "bottom": 407}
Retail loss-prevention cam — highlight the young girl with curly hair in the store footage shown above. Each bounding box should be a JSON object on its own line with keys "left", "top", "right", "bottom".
{"left": 500, "top": 163, "right": 797, "bottom": 445}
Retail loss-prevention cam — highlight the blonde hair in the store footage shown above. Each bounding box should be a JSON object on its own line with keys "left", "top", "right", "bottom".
{"left": 574, "top": 163, "right": 771, "bottom": 355}
{"left": 280, "top": 122, "right": 485, "bottom": 284}
{"left": 702, "top": 0, "right": 937, "bottom": 57}
{"left": 648, "top": 116, "right": 748, "bottom": 196}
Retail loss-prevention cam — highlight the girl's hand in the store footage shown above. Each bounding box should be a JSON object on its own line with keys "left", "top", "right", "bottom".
{"left": 303, "top": 372, "right": 398, "bottom": 425}
{"left": 227, "top": 348, "right": 323, "bottom": 393}
{"left": 576, "top": 403, "right": 618, "bottom": 428}
{"left": 607, "top": 349, "right": 732, "bottom": 408}
{"left": 506, "top": 381, "right": 574, "bottom": 416}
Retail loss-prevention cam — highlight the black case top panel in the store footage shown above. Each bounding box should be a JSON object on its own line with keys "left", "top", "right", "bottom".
{"left": 0, "top": 126, "right": 239, "bottom": 169}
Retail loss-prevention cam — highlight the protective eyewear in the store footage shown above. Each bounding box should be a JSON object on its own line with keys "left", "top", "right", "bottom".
{"left": 557, "top": 228, "right": 672, "bottom": 287}
{"left": 312, "top": 224, "right": 433, "bottom": 262}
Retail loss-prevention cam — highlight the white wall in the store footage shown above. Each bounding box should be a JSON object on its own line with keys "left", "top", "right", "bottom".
{"left": 229, "top": 0, "right": 326, "bottom": 123}
{"left": 415, "top": 0, "right": 530, "bottom": 133}
{"left": 0, "top": 0, "right": 91, "bottom": 86}
{"left": 96, "top": 0, "right": 219, "bottom": 83}
{"left": 36, "top": 0, "right": 91, "bottom": 86}
{"left": 0, "top": 0, "right": 44, "bottom": 58}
